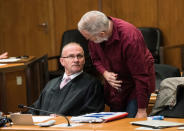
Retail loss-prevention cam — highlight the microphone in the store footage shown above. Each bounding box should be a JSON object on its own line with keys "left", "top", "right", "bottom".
{"left": 18, "top": 104, "right": 71, "bottom": 126}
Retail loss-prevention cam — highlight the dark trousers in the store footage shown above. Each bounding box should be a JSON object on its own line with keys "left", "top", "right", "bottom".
{"left": 110, "top": 94, "right": 151, "bottom": 118}
{"left": 110, "top": 99, "right": 137, "bottom": 118}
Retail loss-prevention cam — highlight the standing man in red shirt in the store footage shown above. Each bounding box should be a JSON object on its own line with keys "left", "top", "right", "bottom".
{"left": 78, "top": 11, "right": 155, "bottom": 118}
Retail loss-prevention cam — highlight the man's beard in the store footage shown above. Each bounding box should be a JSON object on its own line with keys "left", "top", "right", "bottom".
{"left": 94, "top": 36, "right": 108, "bottom": 43}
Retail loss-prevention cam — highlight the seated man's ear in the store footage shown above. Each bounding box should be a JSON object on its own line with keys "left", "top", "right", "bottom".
{"left": 60, "top": 58, "right": 65, "bottom": 67}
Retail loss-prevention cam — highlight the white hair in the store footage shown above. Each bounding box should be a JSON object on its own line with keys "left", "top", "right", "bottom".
{"left": 78, "top": 11, "right": 109, "bottom": 35}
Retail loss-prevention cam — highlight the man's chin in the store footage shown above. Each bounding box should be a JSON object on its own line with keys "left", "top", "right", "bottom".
{"left": 94, "top": 41, "right": 102, "bottom": 44}
{"left": 71, "top": 68, "right": 82, "bottom": 73}
{"left": 94, "top": 39, "right": 108, "bottom": 44}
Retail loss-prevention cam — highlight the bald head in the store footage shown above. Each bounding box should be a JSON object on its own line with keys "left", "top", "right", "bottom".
{"left": 61, "top": 42, "right": 84, "bottom": 57}
{"left": 60, "top": 42, "right": 85, "bottom": 75}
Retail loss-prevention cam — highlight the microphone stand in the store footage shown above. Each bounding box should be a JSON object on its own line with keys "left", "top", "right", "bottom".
{"left": 18, "top": 104, "right": 71, "bottom": 126}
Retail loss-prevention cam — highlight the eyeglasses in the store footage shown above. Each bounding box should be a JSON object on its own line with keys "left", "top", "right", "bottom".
{"left": 62, "top": 54, "right": 84, "bottom": 60}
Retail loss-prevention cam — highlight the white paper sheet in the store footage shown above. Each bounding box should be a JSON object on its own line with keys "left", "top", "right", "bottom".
{"left": 136, "top": 127, "right": 160, "bottom": 130}
{"left": 32, "top": 116, "right": 54, "bottom": 122}
{"left": 178, "top": 126, "right": 184, "bottom": 129}
{"left": 0, "top": 58, "right": 20, "bottom": 62}
{"left": 0, "top": 64, "right": 7, "bottom": 66}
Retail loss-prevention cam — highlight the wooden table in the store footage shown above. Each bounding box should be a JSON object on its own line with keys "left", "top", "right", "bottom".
{"left": 0, "top": 55, "right": 49, "bottom": 114}
{"left": 1, "top": 116, "right": 184, "bottom": 131}
{"left": 147, "top": 93, "right": 157, "bottom": 114}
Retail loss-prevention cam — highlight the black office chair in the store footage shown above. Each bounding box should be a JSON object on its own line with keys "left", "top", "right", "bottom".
{"left": 138, "top": 27, "right": 181, "bottom": 91}
{"left": 48, "top": 29, "right": 98, "bottom": 80}
{"left": 155, "top": 64, "right": 181, "bottom": 91}
{"left": 138, "top": 27, "right": 162, "bottom": 64}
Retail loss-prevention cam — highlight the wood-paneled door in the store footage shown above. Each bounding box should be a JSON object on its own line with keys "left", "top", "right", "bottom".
{"left": 0, "top": 0, "right": 55, "bottom": 68}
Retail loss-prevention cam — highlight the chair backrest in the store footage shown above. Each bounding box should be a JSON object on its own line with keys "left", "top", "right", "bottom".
{"left": 155, "top": 64, "right": 181, "bottom": 91}
{"left": 138, "top": 27, "right": 161, "bottom": 63}
{"left": 57, "top": 29, "right": 98, "bottom": 76}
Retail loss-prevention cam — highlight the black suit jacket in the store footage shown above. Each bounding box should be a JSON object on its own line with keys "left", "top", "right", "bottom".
{"left": 155, "top": 64, "right": 181, "bottom": 90}
{"left": 28, "top": 72, "right": 104, "bottom": 116}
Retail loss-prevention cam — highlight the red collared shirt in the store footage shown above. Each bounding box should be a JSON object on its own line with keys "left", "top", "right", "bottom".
{"left": 88, "top": 17, "right": 155, "bottom": 109}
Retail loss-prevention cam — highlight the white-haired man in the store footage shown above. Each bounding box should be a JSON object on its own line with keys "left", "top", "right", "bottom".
{"left": 78, "top": 11, "right": 155, "bottom": 118}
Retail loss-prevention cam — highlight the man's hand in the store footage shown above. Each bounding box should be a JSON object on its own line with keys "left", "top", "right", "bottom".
{"left": 0, "top": 52, "right": 8, "bottom": 59}
{"left": 103, "top": 71, "right": 122, "bottom": 90}
{"left": 135, "top": 108, "right": 147, "bottom": 118}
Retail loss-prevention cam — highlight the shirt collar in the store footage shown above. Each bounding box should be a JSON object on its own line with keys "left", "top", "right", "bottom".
{"left": 105, "top": 16, "right": 120, "bottom": 45}
{"left": 63, "top": 71, "right": 83, "bottom": 80}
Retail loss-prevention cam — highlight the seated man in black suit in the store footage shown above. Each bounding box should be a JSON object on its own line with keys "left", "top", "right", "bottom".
{"left": 28, "top": 42, "right": 104, "bottom": 116}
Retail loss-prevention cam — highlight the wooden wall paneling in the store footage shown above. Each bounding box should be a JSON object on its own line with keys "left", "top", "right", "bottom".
{"left": 0, "top": 0, "right": 26, "bottom": 56}
{"left": 0, "top": 0, "right": 56, "bottom": 70}
{"left": 102, "top": 0, "right": 158, "bottom": 27}
{"left": 47, "top": 0, "right": 57, "bottom": 70}
{"left": 53, "top": 0, "right": 99, "bottom": 47}
{"left": 101, "top": 0, "right": 112, "bottom": 16}
{"left": 23, "top": 0, "right": 54, "bottom": 56}
{"left": 0, "top": 0, "right": 100, "bottom": 72}
{"left": 53, "top": 0, "right": 67, "bottom": 59}
{"left": 52, "top": 0, "right": 99, "bottom": 70}
{"left": 64, "top": 0, "right": 99, "bottom": 29}
{"left": 164, "top": 48, "right": 181, "bottom": 69}
{"left": 158, "top": 0, "right": 184, "bottom": 69}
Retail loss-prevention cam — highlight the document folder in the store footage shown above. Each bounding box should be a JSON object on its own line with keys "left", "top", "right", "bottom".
{"left": 130, "top": 120, "right": 184, "bottom": 129}
{"left": 71, "top": 112, "right": 128, "bottom": 123}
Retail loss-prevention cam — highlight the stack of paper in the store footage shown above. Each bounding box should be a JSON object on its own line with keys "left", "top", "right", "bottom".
{"left": 0, "top": 58, "right": 21, "bottom": 63}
